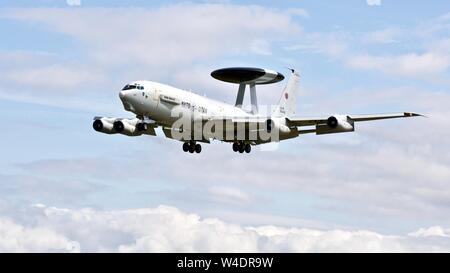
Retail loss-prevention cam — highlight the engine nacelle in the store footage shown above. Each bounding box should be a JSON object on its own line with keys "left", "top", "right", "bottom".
{"left": 265, "top": 118, "right": 299, "bottom": 141}
{"left": 92, "top": 117, "right": 117, "bottom": 134}
{"left": 113, "top": 119, "right": 146, "bottom": 136}
{"left": 93, "top": 117, "right": 153, "bottom": 136}
{"left": 316, "top": 115, "right": 354, "bottom": 135}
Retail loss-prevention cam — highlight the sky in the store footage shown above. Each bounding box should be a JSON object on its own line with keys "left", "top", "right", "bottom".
{"left": 1, "top": 0, "right": 450, "bottom": 252}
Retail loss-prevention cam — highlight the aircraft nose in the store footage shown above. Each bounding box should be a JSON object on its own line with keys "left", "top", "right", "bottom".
{"left": 119, "top": 91, "right": 126, "bottom": 100}
{"left": 119, "top": 90, "right": 134, "bottom": 111}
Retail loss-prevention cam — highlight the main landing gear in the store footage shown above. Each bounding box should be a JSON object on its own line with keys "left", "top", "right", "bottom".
{"left": 183, "top": 141, "right": 202, "bottom": 154}
{"left": 232, "top": 142, "right": 251, "bottom": 153}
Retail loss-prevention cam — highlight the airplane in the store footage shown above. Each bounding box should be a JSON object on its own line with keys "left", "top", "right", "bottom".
{"left": 93, "top": 67, "right": 422, "bottom": 154}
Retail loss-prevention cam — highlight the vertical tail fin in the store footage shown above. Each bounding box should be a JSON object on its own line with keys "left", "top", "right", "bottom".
{"left": 273, "top": 70, "right": 299, "bottom": 117}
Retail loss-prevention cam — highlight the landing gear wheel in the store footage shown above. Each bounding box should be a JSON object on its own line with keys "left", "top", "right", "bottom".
{"left": 232, "top": 142, "right": 239, "bottom": 152}
{"left": 195, "top": 144, "right": 202, "bottom": 153}
{"left": 182, "top": 142, "right": 189, "bottom": 152}
{"left": 238, "top": 144, "right": 245, "bottom": 153}
{"left": 189, "top": 144, "right": 195, "bottom": 153}
{"left": 244, "top": 144, "right": 251, "bottom": 153}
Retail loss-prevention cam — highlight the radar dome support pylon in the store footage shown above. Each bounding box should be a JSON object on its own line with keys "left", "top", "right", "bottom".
{"left": 211, "top": 67, "right": 285, "bottom": 115}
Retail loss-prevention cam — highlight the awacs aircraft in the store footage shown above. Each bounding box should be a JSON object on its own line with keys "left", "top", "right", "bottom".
{"left": 93, "top": 67, "right": 421, "bottom": 154}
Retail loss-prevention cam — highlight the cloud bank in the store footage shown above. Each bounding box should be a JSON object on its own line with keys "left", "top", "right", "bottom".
{"left": 0, "top": 204, "right": 449, "bottom": 252}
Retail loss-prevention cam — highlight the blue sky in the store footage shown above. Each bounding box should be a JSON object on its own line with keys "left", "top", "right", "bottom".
{"left": 1, "top": 0, "right": 450, "bottom": 252}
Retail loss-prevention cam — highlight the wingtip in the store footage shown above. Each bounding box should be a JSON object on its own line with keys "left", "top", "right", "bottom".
{"left": 405, "top": 112, "right": 427, "bottom": 118}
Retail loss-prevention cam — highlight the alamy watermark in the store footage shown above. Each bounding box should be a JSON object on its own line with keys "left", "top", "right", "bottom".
{"left": 166, "top": 104, "right": 297, "bottom": 148}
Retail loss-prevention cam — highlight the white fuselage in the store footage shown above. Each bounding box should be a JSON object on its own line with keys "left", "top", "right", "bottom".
{"left": 119, "top": 80, "right": 256, "bottom": 126}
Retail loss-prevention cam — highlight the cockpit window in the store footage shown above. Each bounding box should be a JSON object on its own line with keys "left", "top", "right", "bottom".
{"left": 122, "top": 84, "right": 144, "bottom": 90}
{"left": 122, "top": 84, "right": 137, "bottom": 90}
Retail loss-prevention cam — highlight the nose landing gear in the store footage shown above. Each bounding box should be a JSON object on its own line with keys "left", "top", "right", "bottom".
{"left": 183, "top": 141, "right": 202, "bottom": 154}
{"left": 232, "top": 142, "right": 251, "bottom": 154}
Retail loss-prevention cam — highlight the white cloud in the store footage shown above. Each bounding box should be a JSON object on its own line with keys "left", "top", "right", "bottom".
{"left": 1, "top": 204, "right": 450, "bottom": 252}
{"left": 0, "top": 5, "right": 300, "bottom": 68}
{"left": 208, "top": 186, "right": 252, "bottom": 205}
{"left": 363, "top": 27, "right": 401, "bottom": 44}
{"left": 0, "top": 218, "right": 79, "bottom": 252}
{"left": 366, "top": 0, "right": 382, "bottom": 6}
{"left": 288, "top": 34, "right": 450, "bottom": 78}
{"left": 286, "top": 8, "right": 310, "bottom": 18}
{"left": 0, "top": 5, "right": 301, "bottom": 109}
{"left": 409, "top": 226, "right": 450, "bottom": 238}
{"left": 347, "top": 52, "right": 450, "bottom": 77}
{"left": 285, "top": 13, "right": 450, "bottom": 79}
{"left": 284, "top": 32, "right": 349, "bottom": 58}
{"left": 2, "top": 64, "right": 104, "bottom": 90}
{"left": 66, "top": 0, "right": 81, "bottom": 7}
{"left": 0, "top": 50, "right": 111, "bottom": 111}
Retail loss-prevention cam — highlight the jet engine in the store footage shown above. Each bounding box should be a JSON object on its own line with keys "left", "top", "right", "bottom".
{"left": 93, "top": 117, "right": 153, "bottom": 136}
{"left": 113, "top": 119, "right": 148, "bottom": 136}
{"left": 265, "top": 118, "right": 299, "bottom": 140}
{"left": 266, "top": 118, "right": 290, "bottom": 134}
{"left": 316, "top": 115, "right": 354, "bottom": 135}
{"left": 92, "top": 117, "right": 117, "bottom": 134}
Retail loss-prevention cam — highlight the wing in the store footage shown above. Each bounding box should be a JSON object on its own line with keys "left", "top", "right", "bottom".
{"left": 287, "top": 112, "right": 423, "bottom": 127}
{"left": 155, "top": 112, "right": 423, "bottom": 141}
{"left": 287, "top": 112, "right": 423, "bottom": 135}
